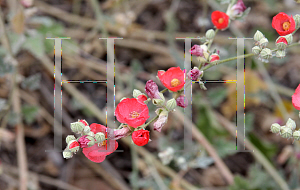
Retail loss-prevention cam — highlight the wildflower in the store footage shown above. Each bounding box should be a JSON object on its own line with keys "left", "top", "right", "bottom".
{"left": 188, "top": 67, "right": 202, "bottom": 81}
{"left": 157, "top": 67, "right": 185, "bottom": 92}
{"left": 115, "top": 98, "right": 150, "bottom": 128}
{"left": 211, "top": 11, "right": 230, "bottom": 30}
{"left": 272, "top": 12, "right": 296, "bottom": 36}
{"left": 132, "top": 130, "right": 150, "bottom": 146}
{"left": 292, "top": 84, "right": 300, "bottom": 110}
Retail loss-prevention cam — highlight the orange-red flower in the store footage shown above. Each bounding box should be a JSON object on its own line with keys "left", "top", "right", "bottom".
{"left": 115, "top": 98, "right": 150, "bottom": 128}
{"left": 292, "top": 84, "right": 300, "bottom": 110}
{"left": 211, "top": 11, "right": 230, "bottom": 30}
{"left": 82, "top": 123, "right": 118, "bottom": 163}
{"left": 272, "top": 12, "right": 296, "bottom": 36}
{"left": 132, "top": 130, "right": 150, "bottom": 146}
{"left": 157, "top": 67, "right": 185, "bottom": 92}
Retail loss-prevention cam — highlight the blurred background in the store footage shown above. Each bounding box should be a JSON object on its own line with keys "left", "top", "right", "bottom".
{"left": 0, "top": 0, "right": 300, "bottom": 189}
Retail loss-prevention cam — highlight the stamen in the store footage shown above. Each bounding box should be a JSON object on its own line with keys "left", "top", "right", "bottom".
{"left": 218, "top": 18, "right": 224, "bottom": 24}
{"left": 282, "top": 22, "right": 290, "bottom": 31}
{"left": 130, "top": 111, "right": 140, "bottom": 118}
{"left": 171, "top": 78, "right": 181, "bottom": 87}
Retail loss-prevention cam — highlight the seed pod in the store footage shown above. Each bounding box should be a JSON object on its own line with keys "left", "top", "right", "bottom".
{"left": 270, "top": 123, "right": 281, "bottom": 134}
{"left": 293, "top": 130, "right": 300, "bottom": 141}
{"left": 286, "top": 118, "right": 296, "bottom": 131}
{"left": 280, "top": 126, "right": 292, "bottom": 139}
{"left": 254, "top": 30, "right": 264, "bottom": 41}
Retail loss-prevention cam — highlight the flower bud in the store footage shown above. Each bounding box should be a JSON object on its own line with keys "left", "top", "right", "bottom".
{"left": 276, "top": 50, "right": 286, "bottom": 58}
{"left": 293, "top": 130, "right": 300, "bottom": 141}
{"left": 199, "top": 81, "right": 207, "bottom": 90}
{"left": 293, "top": 14, "right": 300, "bottom": 29}
{"left": 70, "top": 122, "right": 85, "bottom": 133}
{"left": 63, "top": 149, "right": 73, "bottom": 159}
{"left": 86, "top": 131, "right": 94, "bottom": 137}
{"left": 176, "top": 95, "right": 188, "bottom": 108}
{"left": 190, "top": 45, "right": 204, "bottom": 57}
{"left": 86, "top": 136, "right": 95, "bottom": 147}
{"left": 133, "top": 89, "right": 143, "bottom": 98}
{"left": 228, "top": 0, "right": 247, "bottom": 19}
{"left": 68, "top": 140, "right": 80, "bottom": 153}
{"left": 284, "top": 34, "right": 293, "bottom": 45}
{"left": 286, "top": 118, "right": 296, "bottom": 131}
{"left": 205, "top": 29, "right": 215, "bottom": 39}
{"left": 152, "top": 98, "right": 165, "bottom": 106}
{"left": 94, "top": 132, "right": 106, "bottom": 143}
{"left": 259, "top": 38, "right": 268, "bottom": 48}
{"left": 260, "top": 48, "right": 272, "bottom": 60}
{"left": 209, "top": 54, "right": 220, "bottom": 62}
{"left": 83, "top": 126, "right": 91, "bottom": 134}
{"left": 166, "top": 98, "right": 177, "bottom": 110}
{"left": 252, "top": 46, "right": 261, "bottom": 55}
{"left": 21, "top": 0, "right": 34, "bottom": 8}
{"left": 79, "top": 119, "right": 89, "bottom": 126}
{"left": 270, "top": 123, "right": 281, "bottom": 134}
{"left": 188, "top": 67, "right": 202, "bottom": 81}
{"left": 254, "top": 30, "right": 264, "bottom": 41}
{"left": 78, "top": 135, "right": 90, "bottom": 148}
{"left": 280, "top": 126, "right": 292, "bottom": 139}
{"left": 276, "top": 37, "right": 288, "bottom": 50}
{"left": 113, "top": 126, "right": 131, "bottom": 140}
{"left": 66, "top": 135, "right": 76, "bottom": 144}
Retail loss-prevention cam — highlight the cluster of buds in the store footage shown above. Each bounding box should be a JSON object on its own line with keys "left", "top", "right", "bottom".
{"left": 63, "top": 120, "right": 106, "bottom": 159}
{"left": 271, "top": 118, "right": 300, "bottom": 141}
{"left": 275, "top": 34, "right": 293, "bottom": 58}
{"left": 252, "top": 30, "right": 272, "bottom": 63}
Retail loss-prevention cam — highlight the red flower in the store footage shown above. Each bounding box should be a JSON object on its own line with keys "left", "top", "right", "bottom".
{"left": 137, "top": 94, "right": 148, "bottom": 104}
{"left": 115, "top": 98, "right": 150, "bottom": 128}
{"left": 82, "top": 123, "right": 118, "bottom": 163}
{"left": 132, "top": 130, "right": 150, "bottom": 146}
{"left": 157, "top": 67, "right": 185, "bottom": 92}
{"left": 276, "top": 37, "right": 288, "bottom": 45}
{"left": 211, "top": 11, "right": 230, "bottom": 30}
{"left": 209, "top": 54, "right": 220, "bottom": 62}
{"left": 292, "top": 84, "right": 300, "bottom": 110}
{"left": 272, "top": 12, "right": 296, "bottom": 36}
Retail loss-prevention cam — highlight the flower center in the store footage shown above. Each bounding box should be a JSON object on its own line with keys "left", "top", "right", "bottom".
{"left": 282, "top": 22, "right": 290, "bottom": 31}
{"left": 218, "top": 18, "right": 224, "bottom": 24}
{"left": 171, "top": 78, "right": 181, "bottom": 87}
{"left": 130, "top": 111, "right": 140, "bottom": 118}
{"left": 99, "top": 140, "right": 107, "bottom": 146}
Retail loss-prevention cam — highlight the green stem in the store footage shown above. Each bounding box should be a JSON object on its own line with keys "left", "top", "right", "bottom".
{"left": 202, "top": 42, "right": 300, "bottom": 71}
{"left": 207, "top": 29, "right": 219, "bottom": 50}
{"left": 144, "top": 115, "right": 159, "bottom": 128}
{"left": 160, "top": 88, "right": 168, "bottom": 94}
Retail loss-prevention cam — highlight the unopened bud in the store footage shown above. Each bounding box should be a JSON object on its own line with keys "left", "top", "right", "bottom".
{"left": 133, "top": 89, "right": 143, "bottom": 98}
{"left": 286, "top": 118, "right": 296, "bottom": 131}
{"left": 63, "top": 149, "right": 73, "bottom": 159}
{"left": 199, "top": 81, "right": 207, "bottom": 90}
{"left": 66, "top": 135, "right": 76, "bottom": 144}
{"left": 94, "top": 132, "right": 106, "bottom": 143}
{"left": 205, "top": 29, "right": 215, "bottom": 39}
{"left": 260, "top": 48, "right": 272, "bottom": 60}
{"left": 254, "top": 30, "right": 264, "bottom": 41}
{"left": 284, "top": 34, "right": 293, "bottom": 45}
{"left": 259, "top": 38, "right": 268, "bottom": 48}
{"left": 68, "top": 140, "right": 80, "bottom": 153}
{"left": 83, "top": 126, "right": 91, "bottom": 134}
{"left": 280, "top": 126, "right": 292, "bottom": 139}
{"left": 294, "top": 14, "right": 300, "bottom": 28}
{"left": 276, "top": 50, "right": 286, "bottom": 58}
{"left": 293, "top": 130, "right": 300, "bottom": 141}
{"left": 252, "top": 46, "right": 261, "bottom": 55}
{"left": 270, "top": 123, "right": 281, "bottom": 134}
{"left": 166, "top": 98, "right": 177, "bottom": 110}
{"left": 70, "top": 122, "right": 85, "bottom": 133}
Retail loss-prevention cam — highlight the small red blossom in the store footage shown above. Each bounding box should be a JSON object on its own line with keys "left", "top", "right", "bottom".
{"left": 292, "top": 84, "right": 300, "bottom": 110}
{"left": 69, "top": 141, "right": 79, "bottom": 149}
{"left": 157, "top": 67, "right": 185, "bottom": 92}
{"left": 210, "top": 54, "right": 220, "bottom": 62}
{"left": 272, "top": 12, "right": 296, "bottom": 36}
{"left": 137, "top": 94, "right": 148, "bottom": 104}
{"left": 276, "top": 37, "right": 288, "bottom": 45}
{"left": 115, "top": 98, "right": 150, "bottom": 128}
{"left": 82, "top": 123, "right": 118, "bottom": 163}
{"left": 132, "top": 130, "right": 150, "bottom": 146}
{"left": 211, "top": 11, "right": 230, "bottom": 30}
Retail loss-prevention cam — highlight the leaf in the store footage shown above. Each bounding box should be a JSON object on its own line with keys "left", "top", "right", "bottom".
{"left": 21, "top": 73, "right": 42, "bottom": 91}
{"left": 229, "top": 175, "right": 251, "bottom": 190}
{"left": 22, "top": 34, "right": 45, "bottom": 58}
{"left": 22, "top": 104, "right": 39, "bottom": 124}
{"left": 207, "top": 86, "right": 227, "bottom": 107}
